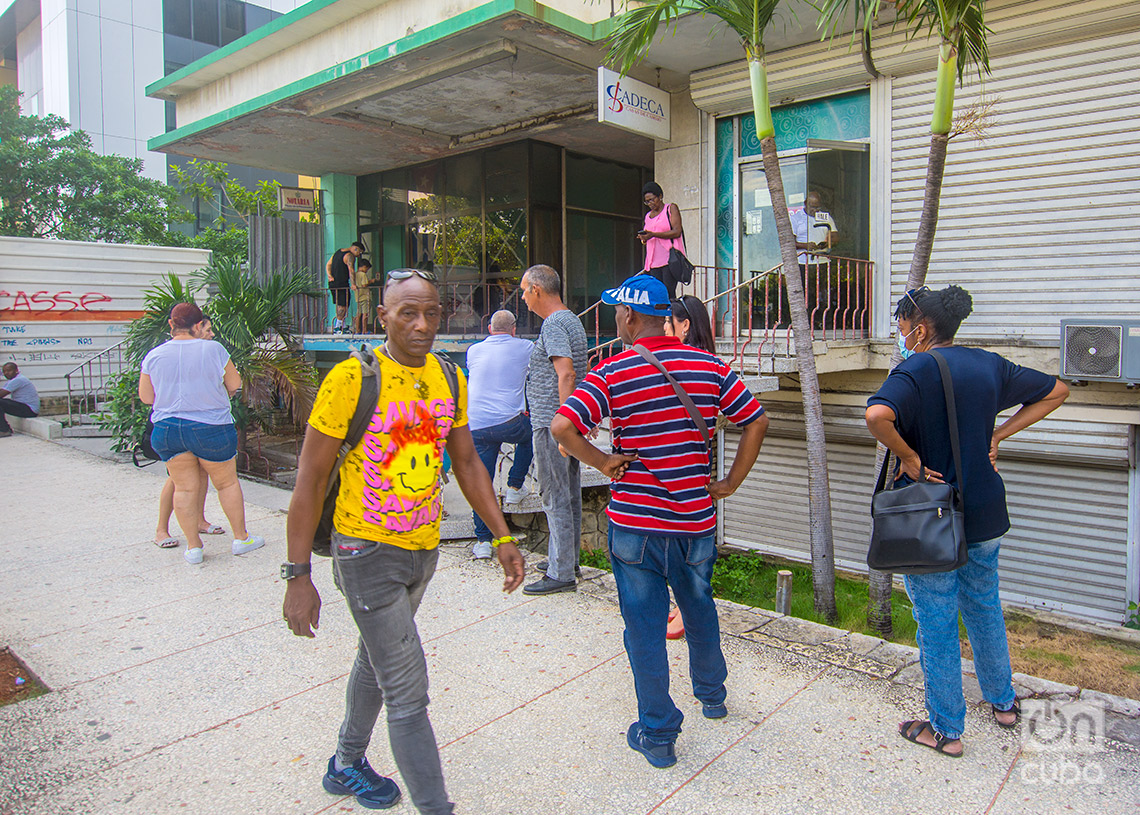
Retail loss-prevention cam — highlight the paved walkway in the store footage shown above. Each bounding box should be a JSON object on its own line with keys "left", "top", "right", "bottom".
{"left": 1, "top": 435, "right": 1137, "bottom": 815}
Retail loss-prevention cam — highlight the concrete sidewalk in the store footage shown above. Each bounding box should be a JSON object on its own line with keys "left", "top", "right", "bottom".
{"left": 1, "top": 435, "right": 1137, "bottom": 815}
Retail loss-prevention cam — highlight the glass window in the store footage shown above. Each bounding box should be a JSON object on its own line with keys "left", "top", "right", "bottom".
{"left": 192, "top": 0, "right": 220, "bottom": 46}
{"left": 220, "top": 0, "right": 245, "bottom": 45}
{"left": 163, "top": 0, "right": 192, "bottom": 39}
{"left": 380, "top": 169, "right": 409, "bottom": 225}
{"left": 566, "top": 153, "right": 639, "bottom": 217}
{"left": 408, "top": 163, "right": 441, "bottom": 218}
{"left": 529, "top": 142, "right": 560, "bottom": 207}
{"left": 444, "top": 153, "right": 481, "bottom": 214}
{"left": 485, "top": 143, "right": 527, "bottom": 207}
{"left": 485, "top": 207, "right": 527, "bottom": 279}
{"left": 441, "top": 215, "right": 483, "bottom": 280}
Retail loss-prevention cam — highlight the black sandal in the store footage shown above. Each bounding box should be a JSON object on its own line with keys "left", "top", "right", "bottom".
{"left": 992, "top": 697, "right": 1020, "bottom": 729}
{"left": 899, "top": 720, "right": 963, "bottom": 758}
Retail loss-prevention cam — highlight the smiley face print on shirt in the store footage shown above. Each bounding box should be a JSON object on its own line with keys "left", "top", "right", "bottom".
{"left": 360, "top": 397, "right": 456, "bottom": 534}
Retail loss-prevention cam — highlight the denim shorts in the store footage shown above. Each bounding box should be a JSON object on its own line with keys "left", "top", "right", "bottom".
{"left": 151, "top": 418, "right": 238, "bottom": 462}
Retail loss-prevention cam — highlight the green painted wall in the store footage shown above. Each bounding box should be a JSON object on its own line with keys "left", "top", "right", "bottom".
{"left": 321, "top": 173, "right": 359, "bottom": 327}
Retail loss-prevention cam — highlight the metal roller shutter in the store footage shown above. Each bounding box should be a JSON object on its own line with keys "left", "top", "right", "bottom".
{"left": 721, "top": 418, "right": 1131, "bottom": 624}
{"left": 890, "top": 29, "right": 1140, "bottom": 343}
{"left": 999, "top": 458, "right": 1130, "bottom": 624}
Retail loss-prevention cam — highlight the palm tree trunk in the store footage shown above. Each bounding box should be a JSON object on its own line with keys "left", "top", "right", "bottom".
{"left": 906, "top": 132, "right": 951, "bottom": 289}
{"left": 760, "top": 135, "right": 838, "bottom": 622}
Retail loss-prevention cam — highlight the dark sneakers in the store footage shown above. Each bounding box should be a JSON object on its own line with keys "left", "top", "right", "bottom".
{"left": 522, "top": 575, "right": 577, "bottom": 595}
{"left": 626, "top": 722, "right": 676, "bottom": 768}
{"left": 323, "top": 756, "right": 401, "bottom": 809}
{"left": 702, "top": 702, "right": 728, "bottom": 719}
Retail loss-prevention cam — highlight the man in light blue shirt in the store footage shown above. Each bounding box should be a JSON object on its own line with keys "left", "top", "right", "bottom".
{"left": 0, "top": 363, "right": 40, "bottom": 437}
{"left": 466, "top": 310, "right": 535, "bottom": 559}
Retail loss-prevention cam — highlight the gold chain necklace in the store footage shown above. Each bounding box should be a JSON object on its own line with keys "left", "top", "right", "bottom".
{"left": 382, "top": 343, "right": 430, "bottom": 399}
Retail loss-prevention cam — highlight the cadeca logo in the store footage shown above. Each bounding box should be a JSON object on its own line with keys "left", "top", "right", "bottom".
{"left": 605, "top": 82, "right": 665, "bottom": 120}
{"left": 606, "top": 82, "right": 624, "bottom": 113}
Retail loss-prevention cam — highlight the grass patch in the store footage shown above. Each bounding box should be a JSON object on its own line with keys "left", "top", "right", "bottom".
{"left": 582, "top": 545, "right": 1140, "bottom": 697}
{"left": 581, "top": 546, "right": 917, "bottom": 644}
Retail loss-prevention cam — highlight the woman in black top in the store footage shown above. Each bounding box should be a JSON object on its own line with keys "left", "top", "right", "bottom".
{"left": 865, "top": 285, "right": 1068, "bottom": 757}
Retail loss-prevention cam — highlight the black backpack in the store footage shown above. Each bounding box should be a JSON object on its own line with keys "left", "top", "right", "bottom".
{"left": 312, "top": 346, "right": 459, "bottom": 557}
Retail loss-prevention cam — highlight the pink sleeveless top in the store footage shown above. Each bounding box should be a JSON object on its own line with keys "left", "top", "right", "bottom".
{"left": 643, "top": 205, "right": 685, "bottom": 270}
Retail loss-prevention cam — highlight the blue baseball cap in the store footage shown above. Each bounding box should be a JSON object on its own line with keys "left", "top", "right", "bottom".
{"left": 600, "top": 274, "right": 671, "bottom": 316}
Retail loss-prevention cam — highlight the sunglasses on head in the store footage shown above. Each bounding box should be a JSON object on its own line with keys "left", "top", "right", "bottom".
{"left": 670, "top": 297, "right": 692, "bottom": 322}
{"left": 387, "top": 268, "right": 438, "bottom": 284}
{"left": 894, "top": 285, "right": 930, "bottom": 319}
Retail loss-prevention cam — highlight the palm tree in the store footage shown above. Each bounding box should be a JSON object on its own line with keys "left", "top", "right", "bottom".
{"left": 608, "top": 0, "right": 838, "bottom": 621}
{"left": 818, "top": 0, "right": 990, "bottom": 634}
{"left": 104, "top": 260, "right": 319, "bottom": 465}
{"left": 196, "top": 257, "right": 319, "bottom": 449}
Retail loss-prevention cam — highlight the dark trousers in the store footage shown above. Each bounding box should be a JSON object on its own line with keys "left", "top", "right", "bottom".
{"left": 471, "top": 413, "right": 533, "bottom": 542}
{"left": 0, "top": 398, "right": 36, "bottom": 431}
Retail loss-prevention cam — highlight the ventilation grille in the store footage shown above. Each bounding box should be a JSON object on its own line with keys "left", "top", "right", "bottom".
{"left": 1063, "top": 324, "right": 1122, "bottom": 378}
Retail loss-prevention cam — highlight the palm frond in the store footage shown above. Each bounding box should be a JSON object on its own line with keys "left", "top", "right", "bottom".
{"left": 244, "top": 344, "right": 318, "bottom": 424}
{"left": 124, "top": 272, "right": 202, "bottom": 362}
{"left": 893, "top": 0, "right": 990, "bottom": 80}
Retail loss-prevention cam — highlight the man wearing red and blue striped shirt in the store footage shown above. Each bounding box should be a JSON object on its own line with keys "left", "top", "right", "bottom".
{"left": 552, "top": 274, "right": 768, "bottom": 769}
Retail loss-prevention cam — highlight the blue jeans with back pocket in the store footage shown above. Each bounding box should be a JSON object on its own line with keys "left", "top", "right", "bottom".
{"left": 608, "top": 524, "right": 727, "bottom": 744}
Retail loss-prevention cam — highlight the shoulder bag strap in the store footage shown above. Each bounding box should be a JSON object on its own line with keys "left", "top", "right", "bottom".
{"left": 632, "top": 343, "right": 711, "bottom": 441}
{"left": 929, "top": 350, "right": 965, "bottom": 503}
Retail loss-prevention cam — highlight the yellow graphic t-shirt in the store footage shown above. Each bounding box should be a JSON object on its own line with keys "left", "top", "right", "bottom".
{"left": 308, "top": 350, "right": 467, "bottom": 550}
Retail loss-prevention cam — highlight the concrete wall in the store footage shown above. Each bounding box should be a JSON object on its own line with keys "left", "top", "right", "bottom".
{"left": 0, "top": 237, "right": 211, "bottom": 399}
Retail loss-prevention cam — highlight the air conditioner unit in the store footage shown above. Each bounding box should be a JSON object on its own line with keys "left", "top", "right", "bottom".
{"left": 1060, "top": 319, "right": 1140, "bottom": 383}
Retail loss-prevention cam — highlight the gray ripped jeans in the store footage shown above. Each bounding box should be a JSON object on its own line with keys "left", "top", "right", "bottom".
{"left": 332, "top": 532, "right": 454, "bottom": 815}
{"left": 532, "top": 427, "right": 582, "bottom": 582}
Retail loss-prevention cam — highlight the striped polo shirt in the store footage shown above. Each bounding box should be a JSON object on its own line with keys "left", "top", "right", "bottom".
{"left": 557, "top": 335, "right": 765, "bottom": 536}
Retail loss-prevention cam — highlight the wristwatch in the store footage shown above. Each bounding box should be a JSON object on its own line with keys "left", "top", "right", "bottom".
{"left": 281, "top": 562, "right": 312, "bottom": 581}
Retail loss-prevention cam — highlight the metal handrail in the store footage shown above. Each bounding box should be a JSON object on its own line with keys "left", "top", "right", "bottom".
{"left": 65, "top": 339, "right": 130, "bottom": 426}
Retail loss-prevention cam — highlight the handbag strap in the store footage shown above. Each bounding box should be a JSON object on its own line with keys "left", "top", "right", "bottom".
{"left": 929, "top": 350, "right": 965, "bottom": 504}
{"left": 872, "top": 350, "right": 965, "bottom": 501}
{"left": 632, "top": 343, "right": 711, "bottom": 442}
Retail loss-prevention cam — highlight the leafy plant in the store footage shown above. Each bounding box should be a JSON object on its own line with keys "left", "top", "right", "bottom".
{"left": 100, "top": 259, "right": 320, "bottom": 457}
{"left": 99, "top": 368, "right": 149, "bottom": 454}
{"left": 1126, "top": 601, "right": 1140, "bottom": 631}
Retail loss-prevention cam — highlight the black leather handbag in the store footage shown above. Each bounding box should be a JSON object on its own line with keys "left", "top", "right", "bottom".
{"left": 867, "top": 350, "right": 968, "bottom": 574}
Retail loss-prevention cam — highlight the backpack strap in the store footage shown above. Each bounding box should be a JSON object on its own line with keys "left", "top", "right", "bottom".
{"left": 324, "top": 346, "right": 381, "bottom": 497}
{"left": 430, "top": 351, "right": 460, "bottom": 404}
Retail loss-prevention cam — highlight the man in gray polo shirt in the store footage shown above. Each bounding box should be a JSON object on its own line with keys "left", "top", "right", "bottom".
{"left": 520, "top": 265, "right": 588, "bottom": 595}
{"left": 0, "top": 362, "right": 40, "bottom": 438}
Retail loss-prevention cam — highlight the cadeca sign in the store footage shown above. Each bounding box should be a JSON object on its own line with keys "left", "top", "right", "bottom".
{"left": 597, "top": 67, "right": 670, "bottom": 142}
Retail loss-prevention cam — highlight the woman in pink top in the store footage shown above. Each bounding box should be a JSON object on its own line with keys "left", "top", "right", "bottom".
{"left": 638, "top": 181, "right": 686, "bottom": 298}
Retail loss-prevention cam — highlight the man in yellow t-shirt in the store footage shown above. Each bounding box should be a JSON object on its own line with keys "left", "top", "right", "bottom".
{"left": 282, "top": 270, "right": 525, "bottom": 814}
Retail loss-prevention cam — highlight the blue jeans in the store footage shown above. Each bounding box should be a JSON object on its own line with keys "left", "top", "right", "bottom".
{"left": 904, "top": 536, "right": 1017, "bottom": 740}
{"left": 608, "top": 524, "right": 727, "bottom": 744}
{"left": 151, "top": 418, "right": 237, "bottom": 462}
{"left": 470, "top": 413, "right": 533, "bottom": 541}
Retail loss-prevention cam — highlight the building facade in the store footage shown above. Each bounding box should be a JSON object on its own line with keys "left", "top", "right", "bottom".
{"left": 0, "top": 0, "right": 304, "bottom": 183}
{"left": 146, "top": 0, "right": 1139, "bottom": 625}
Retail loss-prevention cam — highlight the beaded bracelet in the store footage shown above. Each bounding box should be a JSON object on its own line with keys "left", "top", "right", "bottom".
{"left": 491, "top": 535, "right": 521, "bottom": 548}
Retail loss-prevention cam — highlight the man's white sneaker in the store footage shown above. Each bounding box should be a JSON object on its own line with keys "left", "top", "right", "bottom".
{"left": 184, "top": 547, "right": 204, "bottom": 565}
{"left": 504, "top": 485, "right": 531, "bottom": 505}
{"left": 472, "top": 541, "right": 493, "bottom": 560}
{"left": 232, "top": 535, "right": 265, "bottom": 556}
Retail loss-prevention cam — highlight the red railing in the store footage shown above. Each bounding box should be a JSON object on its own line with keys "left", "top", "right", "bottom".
{"left": 702, "top": 255, "right": 873, "bottom": 377}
